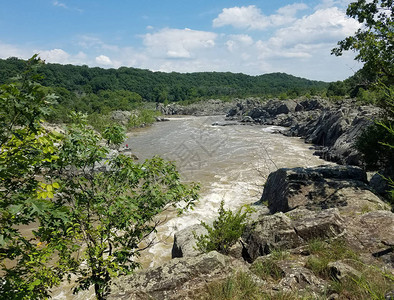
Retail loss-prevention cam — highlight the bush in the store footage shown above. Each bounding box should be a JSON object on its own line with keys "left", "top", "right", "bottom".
{"left": 127, "top": 109, "right": 161, "bottom": 128}
{"left": 355, "top": 121, "right": 394, "bottom": 171}
{"left": 102, "top": 124, "right": 126, "bottom": 147}
{"left": 194, "top": 201, "right": 253, "bottom": 254}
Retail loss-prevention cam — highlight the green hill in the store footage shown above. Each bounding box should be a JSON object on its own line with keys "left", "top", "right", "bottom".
{"left": 0, "top": 57, "right": 329, "bottom": 120}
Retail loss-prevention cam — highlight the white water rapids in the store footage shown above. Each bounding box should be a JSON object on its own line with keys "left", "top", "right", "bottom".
{"left": 125, "top": 116, "right": 330, "bottom": 268}
{"left": 53, "top": 115, "right": 330, "bottom": 299}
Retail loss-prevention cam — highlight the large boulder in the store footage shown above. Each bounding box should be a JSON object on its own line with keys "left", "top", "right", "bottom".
{"left": 242, "top": 213, "right": 302, "bottom": 261}
{"left": 260, "top": 165, "right": 390, "bottom": 214}
{"left": 111, "top": 110, "right": 132, "bottom": 126}
{"left": 242, "top": 208, "right": 345, "bottom": 262}
{"left": 109, "top": 251, "right": 249, "bottom": 300}
{"left": 171, "top": 224, "right": 207, "bottom": 258}
{"left": 245, "top": 99, "right": 297, "bottom": 123}
{"left": 264, "top": 99, "right": 297, "bottom": 116}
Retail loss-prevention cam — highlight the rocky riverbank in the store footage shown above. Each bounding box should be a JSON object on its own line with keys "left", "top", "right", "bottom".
{"left": 225, "top": 97, "right": 382, "bottom": 167}
{"left": 156, "top": 99, "right": 240, "bottom": 116}
{"left": 109, "top": 165, "right": 393, "bottom": 299}
{"left": 106, "top": 98, "right": 393, "bottom": 299}
{"left": 158, "top": 97, "right": 382, "bottom": 167}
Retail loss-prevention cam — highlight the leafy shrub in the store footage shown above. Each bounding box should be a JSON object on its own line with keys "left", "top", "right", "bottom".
{"left": 355, "top": 121, "right": 394, "bottom": 171}
{"left": 87, "top": 112, "right": 116, "bottom": 132}
{"left": 194, "top": 201, "right": 253, "bottom": 254}
{"left": 102, "top": 124, "right": 126, "bottom": 147}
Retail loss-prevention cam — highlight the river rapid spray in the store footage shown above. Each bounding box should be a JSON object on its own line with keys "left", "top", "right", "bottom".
{"left": 52, "top": 115, "right": 331, "bottom": 299}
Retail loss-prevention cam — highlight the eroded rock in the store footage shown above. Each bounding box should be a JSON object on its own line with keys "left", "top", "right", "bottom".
{"left": 242, "top": 209, "right": 345, "bottom": 262}
{"left": 171, "top": 224, "right": 207, "bottom": 258}
{"left": 260, "top": 165, "right": 386, "bottom": 214}
{"left": 328, "top": 260, "right": 361, "bottom": 281}
{"left": 109, "top": 251, "right": 246, "bottom": 300}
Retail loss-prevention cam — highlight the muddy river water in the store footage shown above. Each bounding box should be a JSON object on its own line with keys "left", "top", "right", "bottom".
{"left": 53, "top": 115, "right": 330, "bottom": 299}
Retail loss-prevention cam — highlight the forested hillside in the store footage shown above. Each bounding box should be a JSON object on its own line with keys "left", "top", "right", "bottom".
{"left": 0, "top": 57, "right": 328, "bottom": 108}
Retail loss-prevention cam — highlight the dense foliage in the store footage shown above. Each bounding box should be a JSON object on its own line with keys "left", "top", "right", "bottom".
{"left": 332, "top": 0, "right": 393, "bottom": 85}
{"left": 0, "top": 57, "right": 199, "bottom": 299}
{"left": 0, "top": 56, "right": 75, "bottom": 299}
{"left": 0, "top": 57, "right": 328, "bottom": 120}
{"left": 332, "top": 0, "right": 393, "bottom": 98}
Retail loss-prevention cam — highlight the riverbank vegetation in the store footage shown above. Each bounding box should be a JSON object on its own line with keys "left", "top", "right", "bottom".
{"left": 0, "top": 56, "right": 199, "bottom": 299}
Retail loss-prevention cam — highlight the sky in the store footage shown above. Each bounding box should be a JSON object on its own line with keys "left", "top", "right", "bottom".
{"left": 0, "top": 0, "right": 363, "bottom": 81}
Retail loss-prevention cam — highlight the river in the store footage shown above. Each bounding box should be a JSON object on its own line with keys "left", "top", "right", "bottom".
{"left": 125, "top": 116, "right": 330, "bottom": 268}
{"left": 53, "top": 115, "right": 330, "bottom": 299}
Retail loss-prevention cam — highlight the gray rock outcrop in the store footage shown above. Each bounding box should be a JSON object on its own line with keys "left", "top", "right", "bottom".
{"left": 109, "top": 251, "right": 250, "bottom": 300}
{"left": 226, "top": 98, "right": 382, "bottom": 166}
{"left": 241, "top": 208, "right": 345, "bottom": 262}
{"left": 260, "top": 165, "right": 389, "bottom": 214}
{"left": 171, "top": 224, "right": 207, "bottom": 258}
{"left": 111, "top": 110, "right": 132, "bottom": 126}
{"left": 157, "top": 99, "right": 239, "bottom": 116}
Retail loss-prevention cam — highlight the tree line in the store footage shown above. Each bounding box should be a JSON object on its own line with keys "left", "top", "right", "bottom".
{"left": 0, "top": 57, "right": 329, "bottom": 121}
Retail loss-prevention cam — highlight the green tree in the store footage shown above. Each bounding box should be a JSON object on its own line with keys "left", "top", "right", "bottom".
{"left": 332, "top": 0, "right": 393, "bottom": 83}
{"left": 0, "top": 56, "right": 199, "bottom": 300}
{"left": 327, "top": 81, "right": 347, "bottom": 97}
{"left": 51, "top": 115, "right": 198, "bottom": 299}
{"left": 0, "top": 55, "right": 75, "bottom": 299}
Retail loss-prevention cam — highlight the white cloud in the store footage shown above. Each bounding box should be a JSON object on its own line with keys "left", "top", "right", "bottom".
{"left": 226, "top": 34, "right": 254, "bottom": 52}
{"left": 143, "top": 28, "right": 217, "bottom": 58}
{"left": 213, "top": 5, "right": 270, "bottom": 30}
{"left": 53, "top": 1, "right": 67, "bottom": 9}
{"left": 314, "top": 0, "right": 353, "bottom": 10}
{"left": 35, "top": 48, "right": 88, "bottom": 65}
{"left": 213, "top": 4, "right": 309, "bottom": 30}
{"left": 277, "top": 3, "right": 309, "bottom": 16}
{"left": 39, "top": 49, "right": 70, "bottom": 63}
{"left": 272, "top": 7, "right": 360, "bottom": 48}
{"left": 53, "top": 1, "right": 83, "bottom": 12}
{"left": 0, "top": 41, "right": 30, "bottom": 59}
{"left": 246, "top": 6, "right": 362, "bottom": 80}
{"left": 95, "top": 55, "right": 112, "bottom": 65}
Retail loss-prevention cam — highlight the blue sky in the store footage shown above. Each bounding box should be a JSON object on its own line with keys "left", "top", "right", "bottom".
{"left": 0, "top": 0, "right": 362, "bottom": 81}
